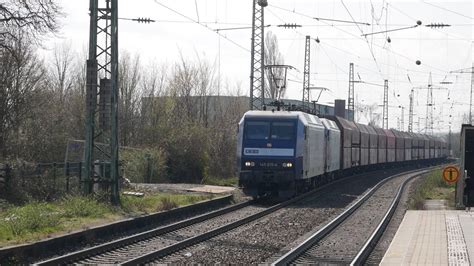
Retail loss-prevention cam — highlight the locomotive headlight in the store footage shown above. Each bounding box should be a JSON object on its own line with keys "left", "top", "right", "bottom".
{"left": 245, "top": 161, "right": 255, "bottom": 167}
{"left": 282, "top": 162, "right": 293, "bottom": 168}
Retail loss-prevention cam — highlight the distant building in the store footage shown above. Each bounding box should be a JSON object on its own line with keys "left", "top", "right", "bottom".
{"left": 141, "top": 95, "right": 354, "bottom": 120}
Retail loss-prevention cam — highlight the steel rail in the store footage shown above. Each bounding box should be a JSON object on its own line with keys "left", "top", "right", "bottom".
{"left": 120, "top": 169, "right": 372, "bottom": 265}
{"left": 350, "top": 165, "right": 446, "bottom": 265}
{"left": 121, "top": 192, "right": 317, "bottom": 264}
{"left": 36, "top": 165, "right": 390, "bottom": 265}
{"left": 271, "top": 166, "right": 439, "bottom": 266}
{"left": 36, "top": 199, "right": 253, "bottom": 265}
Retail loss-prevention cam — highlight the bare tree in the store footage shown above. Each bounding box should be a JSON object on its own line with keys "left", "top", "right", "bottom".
{"left": 0, "top": 36, "right": 46, "bottom": 159}
{"left": 264, "top": 31, "right": 285, "bottom": 100}
{"left": 119, "top": 52, "right": 142, "bottom": 146}
{"left": 0, "top": 0, "right": 61, "bottom": 52}
{"left": 138, "top": 61, "right": 168, "bottom": 145}
{"left": 49, "top": 41, "right": 75, "bottom": 101}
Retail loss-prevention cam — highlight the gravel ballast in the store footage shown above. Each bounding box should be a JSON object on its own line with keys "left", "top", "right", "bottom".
{"left": 153, "top": 168, "right": 416, "bottom": 264}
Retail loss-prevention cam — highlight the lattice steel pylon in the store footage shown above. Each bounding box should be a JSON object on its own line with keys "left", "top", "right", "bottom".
{"left": 408, "top": 88, "right": 414, "bottom": 132}
{"left": 84, "top": 0, "right": 120, "bottom": 204}
{"left": 348, "top": 63, "right": 355, "bottom": 121}
{"left": 382, "top": 80, "right": 389, "bottom": 129}
{"left": 302, "top": 35, "right": 311, "bottom": 109}
{"left": 249, "top": 0, "right": 267, "bottom": 110}
{"left": 425, "top": 72, "right": 433, "bottom": 134}
{"left": 400, "top": 106, "right": 405, "bottom": 131}
{"left": 450, "top": 63, "right": 474, "bottom": 124}
{"left": 414, "top": 72, "right": 446, "bottom": 134}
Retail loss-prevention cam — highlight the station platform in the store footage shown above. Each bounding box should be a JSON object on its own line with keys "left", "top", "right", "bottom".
{"left": 381, "top": 210, "right": 473, "bottom": 265}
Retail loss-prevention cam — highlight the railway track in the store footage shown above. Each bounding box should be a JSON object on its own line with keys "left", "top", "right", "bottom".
{"left": 130, "top": 166, "right": 430, "bottom": 265}
{"left": 271, "top": 166, "right": 440, "bottom": 265}
{"left": 36, "top": 165, "right": 442, "bottom": 265}
{"left": 37, "top": 167, "right": 361, "bottom": 265}
{"left": 36, "top": 193, "right": 313, "bottom": 264}
{"left": 35, "top": 199, "right": 255, "bottom": 265}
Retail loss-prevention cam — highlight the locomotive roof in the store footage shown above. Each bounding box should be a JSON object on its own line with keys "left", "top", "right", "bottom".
{"left": 243, "top": 110, "right": 304, "bottom": 119}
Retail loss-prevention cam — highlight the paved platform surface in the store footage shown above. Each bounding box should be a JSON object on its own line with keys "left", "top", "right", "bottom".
{"left": 381, "top": 210, "right": 473, "bottom": 265}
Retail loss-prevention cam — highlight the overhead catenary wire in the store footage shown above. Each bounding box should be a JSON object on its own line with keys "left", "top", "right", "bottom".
{"left": 421, "top": 0, "right": 474, "bottom": 20}
{"left": 340, "top": 0, "right": 384, "bottom": 80}
{"left": 152, "top": 0, "right": 250, "bottom": 52}
{"left": 145, "top": 0, "right": 466, "bottom": 129}
{"left": 266, "top": 7, "right": 348, "bottom": 85}
{"left": 269, "top": 3, "right": 455, "bottom": 75}
{"left": 268, "top": 1, "right": 460, "bottom": 113}
{"left": 387, "top": 2, "right": 472, "bottom": 43}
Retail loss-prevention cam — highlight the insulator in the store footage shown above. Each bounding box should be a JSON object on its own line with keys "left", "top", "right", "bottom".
{"left": 426, "top": 23, "right": 450, "bottom": 28}
{"left": 258, "top": 0, "right": 268, "bottom": 7}
{"left": 134, "top": 17, "right": 155, "bottom": 24}
{"left": 278, "top": 23, "right": 301, "bottom": 29}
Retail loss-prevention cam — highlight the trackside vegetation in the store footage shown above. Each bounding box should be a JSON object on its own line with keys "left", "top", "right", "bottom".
{"left": 409, "top": 169, "right": 456, "bottom": 209}
{"left": 0, "top": 193, "right": 213, "bottom": 247}
{"left": 201, "top": 176, "right": 238, "bottom": 187}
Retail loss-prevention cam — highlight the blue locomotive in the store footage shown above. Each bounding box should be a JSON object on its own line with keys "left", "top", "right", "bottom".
{"left": 237, "top": 110, "right": 448, "bottom": 198}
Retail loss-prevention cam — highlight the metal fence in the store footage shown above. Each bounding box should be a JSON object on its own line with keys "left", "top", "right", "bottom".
{"left": 0, "top": 162, "right": 84, "bottom": 200}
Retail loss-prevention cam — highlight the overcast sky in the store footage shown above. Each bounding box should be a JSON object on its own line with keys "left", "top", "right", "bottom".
{"left": 44, "top": 0, "right": 473, "bottom": 133}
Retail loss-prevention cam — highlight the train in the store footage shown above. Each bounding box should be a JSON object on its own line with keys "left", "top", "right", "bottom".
{"left": 237, "top": 110, "right": 448, "bottom": 198}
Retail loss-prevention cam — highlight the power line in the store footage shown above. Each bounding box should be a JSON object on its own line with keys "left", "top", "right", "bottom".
{"left": 194, "top": 0, "right": 200, "bottom": 22}
{"left": 362, "top": 23, "right": 420, "bottom": 37}
{"left": 421, "top": 1, "right": 474, "bottom": 20}
{"left": 340, "top": 0, "right": 384, "bottom": 80}
{"left": 152, "top": 0, "right": 250, "bottom": 52}
{"left": 269, "top": 3, "right": 452, "bottom": 76}
{"left": 387, "top": 2, "right": 471, "bottom": 43}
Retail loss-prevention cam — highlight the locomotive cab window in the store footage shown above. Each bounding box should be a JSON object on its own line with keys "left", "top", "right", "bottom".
{"left": 245, "top": 120, "right": 295, "bottom": 141}
{"left": 271, "top": 122, "right": 294, "bottom": 140}
{"left": 245, "top": 121, "right": 270, "bottom": 140}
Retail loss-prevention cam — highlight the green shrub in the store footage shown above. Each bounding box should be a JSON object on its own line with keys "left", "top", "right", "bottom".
{"left": 165, "top": 124, "right": 210, "bottom": 183}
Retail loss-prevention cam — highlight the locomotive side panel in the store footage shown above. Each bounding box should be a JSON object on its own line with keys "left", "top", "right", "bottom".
{"left": 303, "top": 115, "right": 326, "bottom": 179}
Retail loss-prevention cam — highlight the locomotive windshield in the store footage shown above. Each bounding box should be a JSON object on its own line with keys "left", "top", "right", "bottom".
{"left": 271, "top": 122, "right": 294, "bottom": 140}
{"left": 245, "top": 120, "right": 295, "bottom": 140}
{"left": 246, "top": 121, "right": 270, "bottom": 140}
